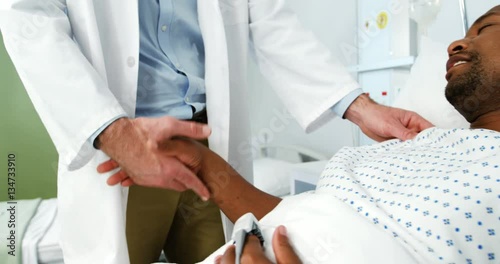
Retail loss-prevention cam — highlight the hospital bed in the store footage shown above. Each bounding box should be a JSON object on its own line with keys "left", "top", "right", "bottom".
{"left": 200, "top": 35, "right": 483, "bottom": 264}
{"left": 252, "top": 144, "right": 328, "bottom": 197}
{"left": 22, "top": 199, "right": 63, "bottom": 264}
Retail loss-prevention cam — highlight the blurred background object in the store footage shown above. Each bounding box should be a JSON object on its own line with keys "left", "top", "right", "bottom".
{"left": 409, "top": 0, "right": 442, "bottom": 35}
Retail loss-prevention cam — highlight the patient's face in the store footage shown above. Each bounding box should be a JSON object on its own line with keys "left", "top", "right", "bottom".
{"left": 445, "top": 6, "right": 500, "bottom": 122}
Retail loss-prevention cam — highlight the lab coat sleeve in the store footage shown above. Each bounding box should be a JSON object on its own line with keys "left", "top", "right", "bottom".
{"left": 0, "top": 0, "right": 127, "bottom": 170}
{"left": 248, "top": 0, "right": 360, "bottom": 133}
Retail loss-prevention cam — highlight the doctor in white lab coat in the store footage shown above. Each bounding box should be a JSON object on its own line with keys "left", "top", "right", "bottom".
{"left": 0, "top": 0, "right": 432, "bottom": 263}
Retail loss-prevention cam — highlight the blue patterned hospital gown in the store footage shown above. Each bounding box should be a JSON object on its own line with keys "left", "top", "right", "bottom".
{"left": 315, "top": 128, "right": 500, "bottom": 263}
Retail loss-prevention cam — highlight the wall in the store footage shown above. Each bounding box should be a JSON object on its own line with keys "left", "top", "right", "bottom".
{"left": 428, "top": 0, "right": 498, "bottom": 44}
{"left": 248, "top": 0, "right": 359, "bottom": 158}
{"left": 0, "top": 34, "right": 58, "bottom": 201}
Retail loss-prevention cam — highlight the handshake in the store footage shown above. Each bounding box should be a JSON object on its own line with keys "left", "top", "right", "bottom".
{"left": 95, "top": 116, "right": 302, "bottom": 263}
{"left": 95, "top": 116, "right": 215, "bottom": 200}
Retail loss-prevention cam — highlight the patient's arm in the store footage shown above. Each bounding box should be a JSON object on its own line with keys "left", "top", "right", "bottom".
{"left": 193, "top": 140, "right": 282, "bottom": 222}
{"left": 97, "top": 138, "right": 282, "bottom": 223}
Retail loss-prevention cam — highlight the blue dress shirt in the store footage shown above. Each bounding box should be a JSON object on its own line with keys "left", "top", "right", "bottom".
{"left": 136, "top": 0, "right": 206, "bottom": 118}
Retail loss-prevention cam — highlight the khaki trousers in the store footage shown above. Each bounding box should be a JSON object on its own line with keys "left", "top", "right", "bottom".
{"left": 126, "top": 140, "right": 224, "bottom": 264}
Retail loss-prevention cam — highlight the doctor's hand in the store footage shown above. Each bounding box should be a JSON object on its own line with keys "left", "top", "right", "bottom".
{"left": 215, "top": 226, "right": 302, "bottom": 264}
{"left": 95, "top": 117, "right": 211, "bottom": 200}
{"left": 345, "top": 93, "right": 433, "bottom": 142}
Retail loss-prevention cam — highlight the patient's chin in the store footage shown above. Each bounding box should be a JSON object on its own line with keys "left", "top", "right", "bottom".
{"left": 445, "top": 65, "right": 484, "bottom": 122}
{"left": 445, "top": 87, "right": 474, "bottom": 122}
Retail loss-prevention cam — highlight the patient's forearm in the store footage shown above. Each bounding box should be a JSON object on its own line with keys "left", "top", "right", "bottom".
{"left": 199, "top": 149, "right": 282, "bottom": 223}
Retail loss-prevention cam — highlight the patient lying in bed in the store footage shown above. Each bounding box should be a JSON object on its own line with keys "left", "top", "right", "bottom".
{"left": 101, "top": 6, "right": 500, "bottom": 263}
{"left": 197, "top": 126, "right": 499, "bottom": 264}
{"left": 204, "top": 6, "right": 500, "bottom": 263}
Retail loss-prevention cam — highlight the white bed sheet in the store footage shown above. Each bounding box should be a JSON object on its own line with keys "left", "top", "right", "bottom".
{"left": 22, "top": 198, "right": 64, "bottom": 264}
{"left": 200, "top": 193, "right": 418, "bottom": 264}
{"left": 201, "top": 128, "right": 500, "bottom": 263}
{"left": 38, "top": 212, "right": 63, "bottom": 264}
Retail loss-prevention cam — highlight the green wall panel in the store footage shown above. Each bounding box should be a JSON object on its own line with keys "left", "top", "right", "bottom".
{"left": 0, "top": 34, "right": 58, "bottom": 201}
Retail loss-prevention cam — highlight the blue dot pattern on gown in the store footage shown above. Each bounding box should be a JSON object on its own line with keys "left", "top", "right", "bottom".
{"left": 315, "top": 128, "right": 500, "bottom": 263}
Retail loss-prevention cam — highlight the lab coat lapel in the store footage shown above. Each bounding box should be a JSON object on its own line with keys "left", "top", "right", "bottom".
{"left": 217, "top": 0, "right": 253, "bottom": 184}
{"left": 198, "top": 0, "right": 253, "bottom": 242}
{"left": 219, "top": 0, "right": 249, "bottom": 25}
{"left": 90, "top": 0, "right": 139, "bottom": 115}
{"left": 197, "top": 0, "right": 231, "bottom": 160}
{"left": 66, "top": 0, "right": 140, "bottom": 115}
{"left": 66, "top": 0, "right": 108, "bottom": 86}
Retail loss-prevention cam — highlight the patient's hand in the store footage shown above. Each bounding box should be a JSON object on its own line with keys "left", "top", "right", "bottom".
{"left": 216, "top": 226, "right": 302, "bottom": 264}
{"left": 345, "top": 93, "right": 433, "bottom": 141}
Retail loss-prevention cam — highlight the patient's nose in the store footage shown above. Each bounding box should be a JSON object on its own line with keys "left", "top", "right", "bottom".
{"left": 447, "top": 39, "right": 468, "bottom": 56}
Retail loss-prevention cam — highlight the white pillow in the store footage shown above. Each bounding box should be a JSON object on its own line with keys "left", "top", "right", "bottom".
{"left": 392, "top": 36, "right": 469, "bottom": 128}
{"left": 253, "top": 158, "right": 293, "bottom": 197}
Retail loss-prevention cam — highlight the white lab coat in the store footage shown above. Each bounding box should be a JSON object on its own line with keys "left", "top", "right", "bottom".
{"left": 0, "top": 0, "right": 359, "bottom": 263}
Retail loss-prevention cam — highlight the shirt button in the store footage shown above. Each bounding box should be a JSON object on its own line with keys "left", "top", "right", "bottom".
{"left": 127, "top": 57, "right": 135, "bottom": 67}
{"left": 161, "top": 25, "right": 168, "bottom": 32}
{"left": 185, "top": 97, "right": 191, "bottom": 102}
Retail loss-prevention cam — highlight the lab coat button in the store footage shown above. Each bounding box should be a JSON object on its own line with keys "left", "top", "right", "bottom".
{"left": 127, "top": 57, "right": 136, "bottom": 67}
